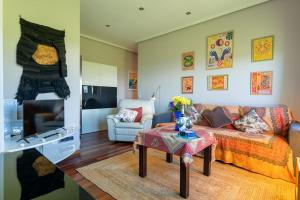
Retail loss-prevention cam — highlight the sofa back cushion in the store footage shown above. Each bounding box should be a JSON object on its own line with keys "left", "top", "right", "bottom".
{"left": 241, "top": 105, "right": 293, "bottom": 137}
{"left": 119, "top": 99, "right": 155, "bottom": 116}
{"left": 202, "top": 107, "right": 233, "bottom": 128}
{"left": 192, "top": 104, "right": 241, "bottom": 129}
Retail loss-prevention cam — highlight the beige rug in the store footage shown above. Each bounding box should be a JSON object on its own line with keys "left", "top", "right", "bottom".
{"left": 77, "top": 149, "right": 295, "bottom": 200}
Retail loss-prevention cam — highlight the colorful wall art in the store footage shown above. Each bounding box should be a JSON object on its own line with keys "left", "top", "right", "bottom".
{"left": 251, "top": 71, "right": 273, "bottom": 95}
{"left": 182, "top": 51, "right": 195, "bottom": 70}
{"left": 128, "top": 71, "right": 138, "bottom": 90}
{"left": 207, "top": 31, "right": 233, "bottom": 70}
{"left": 182, "top": 76, "right": 193, "bottom": 93}
{"left": 207, "top": 75, "right": 228, "bottom": 90}
{"left": 252, "top": 36, "right": 274, "bottom": 62}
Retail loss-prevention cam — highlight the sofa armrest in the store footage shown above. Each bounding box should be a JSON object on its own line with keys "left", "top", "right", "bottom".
{"left": 106, "top": 114, "right": 119, "bottom": 141}
{"left": 106, "top": 114, "right": 120, "bottom": 124}
{"left": 152, "top": 111, "right": 173, "bottom": 128}
{"left": 289, "top": 121, "right": 300, "bottom": 172}
{"left": 141, "top": 114, "right": 153, "bottom": 130}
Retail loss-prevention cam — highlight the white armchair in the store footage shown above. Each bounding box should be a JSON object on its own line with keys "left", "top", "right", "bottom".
{"left": 106, "top": 99, "right": 155, "bottom": 142}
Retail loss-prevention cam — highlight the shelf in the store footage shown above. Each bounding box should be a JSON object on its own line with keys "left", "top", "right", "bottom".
{"left": 4, "top": 127, "right": 75, "bottom": 153}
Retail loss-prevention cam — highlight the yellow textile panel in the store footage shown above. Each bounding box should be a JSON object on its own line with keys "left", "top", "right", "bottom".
{"left": 32, "top": 44, "right": 59, "bottom": 65}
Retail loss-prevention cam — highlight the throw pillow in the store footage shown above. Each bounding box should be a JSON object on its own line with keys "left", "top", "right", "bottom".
{"left": 234, "top": 109, "right": 270, "bottom": 134}
{"left": 202, "top": 107, "right": 233, "bottom": 128}
{"left": 115, "top": 108, "right": 138, "bottom": 123}
{"left": 128, "top": 107, "right": 143, "bottom": 122}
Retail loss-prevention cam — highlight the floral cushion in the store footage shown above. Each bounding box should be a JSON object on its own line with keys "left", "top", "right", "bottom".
{"left": 234, "top": 110, "right": 270, "bottom": 134}
{"left": 241, "top": 105, "right": 293, "bottom": 137}
{"left": 115, "top": 108, "right": 138, "bottom": 123}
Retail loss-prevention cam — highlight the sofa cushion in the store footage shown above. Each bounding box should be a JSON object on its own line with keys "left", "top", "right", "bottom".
{"left": 119, "top": 99, "right": 154, "bottom": 116}
{"left": 193, "top": 104, "right": 241, "bottom": 129}
{"left": 241, "top": 105, "right": 293, "bottom": 137}
{"left": 115, "top": 122, "right": 144, "bottom": 129}
{"left": 234, "top": 110, "right": 270, "bottom": 134}
{"left": 115, "top": 108, "right": 138, "bottom": 123}
{"left": 202, "top": 107, "right": 233, "bottom": 128}
{"left": 128, "top": 107, "right": 143, "bottom": 122}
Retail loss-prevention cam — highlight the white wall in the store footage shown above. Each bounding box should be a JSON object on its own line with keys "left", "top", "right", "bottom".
{"left": 138, "top": 0, "right": 300, "bottom": 118}
{"left": 82, "top": 61, "right": 117, "bottom": 133}
{"left": 0, "top": 0, "right": 4, "bottom": 198}
{"left": 81, "top": 36, "right": 138, "bottom": 100}
{"left": 3, "top": 0, "right": 81, "bottom": 139}
{"left": 0, "top": 0, "right": 4, "bottom": 153}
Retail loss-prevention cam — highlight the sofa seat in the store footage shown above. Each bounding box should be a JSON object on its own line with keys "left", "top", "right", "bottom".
{"left": 115, "top": 122, "right": 144, "bottom": 129}
{"left": 192, "top": 125, "right": 295, "bottom": 183}
{"left": 155, "top": 122, "right": 295, "bottom": 183}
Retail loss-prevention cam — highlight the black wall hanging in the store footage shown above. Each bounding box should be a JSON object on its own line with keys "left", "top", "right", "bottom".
{"left": 16, "top": 18, "right": 70, "bottom": 104}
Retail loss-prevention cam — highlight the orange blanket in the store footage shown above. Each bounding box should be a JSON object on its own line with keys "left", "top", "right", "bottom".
{"left": 156, "top": 123, "right": 295, "bottom": 182}
{"left": 195, "top": 126, "right": 295, "bottom": 183}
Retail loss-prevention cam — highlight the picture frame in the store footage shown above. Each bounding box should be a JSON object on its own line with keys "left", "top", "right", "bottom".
{"left": 207, "top": 31, "right": 234, "bottom": 70}
{"left": 252, "top": 35, "right": 274, "bottom": 62}
{"left": 251, "top": 71, "right": 273, "bottom": 95}
{"left": 181, "top": 76, "right": 193, "bottom": 94}
{"left": 128, "top": 71, "right": 138, "bottom": 90}
{"left": 182, "top": 51, "right": 195, "bottom": 71}
{"left": 207, "top": 74, "right": 228, "bottom": 90}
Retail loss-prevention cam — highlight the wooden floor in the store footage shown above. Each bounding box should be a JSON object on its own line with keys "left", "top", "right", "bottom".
{"left": 58, "top": 131, "right": 132, "bottom": 200}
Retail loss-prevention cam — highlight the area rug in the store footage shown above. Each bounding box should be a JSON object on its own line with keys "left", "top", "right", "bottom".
{"left": 77, "top": 149, "right": 295, "bottom": 200}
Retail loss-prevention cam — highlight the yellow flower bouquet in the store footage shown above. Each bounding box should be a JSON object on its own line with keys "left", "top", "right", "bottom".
{"left": 169, "top": 96, "right": 192, "bottom": 112}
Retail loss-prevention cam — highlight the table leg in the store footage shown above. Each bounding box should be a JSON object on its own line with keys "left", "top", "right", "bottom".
{"left": 139, "top": 145, "right": 147, "bottom": 177}
{"left": 203, "top": 145, "right": 212, "bottom": 176}
{"left": 166, "top": 153, "right": 173, "bottom": 163}
{"left": 180, "top": 157, "right": 190, "bottom": 198}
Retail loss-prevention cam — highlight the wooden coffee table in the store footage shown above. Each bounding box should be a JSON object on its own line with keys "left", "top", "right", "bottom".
{"left": 134, "top": 125, "right": 216, "bottom": 198}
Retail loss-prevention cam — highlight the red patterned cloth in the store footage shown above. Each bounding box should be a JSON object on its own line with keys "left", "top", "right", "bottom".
{"left": 241, "top": 105, "right": 293, "bottom": 137}
{"left": 134, "top": 125, "right": 217, "bottom": 164}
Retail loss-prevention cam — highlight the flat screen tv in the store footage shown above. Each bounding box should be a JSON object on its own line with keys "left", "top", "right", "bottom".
{"left": 82, "top": 85, "right": 117, "bottom": 109}
{"left": 23, "top": 99, "right": 64, "bottom": 137}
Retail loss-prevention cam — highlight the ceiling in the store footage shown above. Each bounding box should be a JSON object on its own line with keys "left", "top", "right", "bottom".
{"left": 81, "top": 0, "right": 270, "bottom": 52}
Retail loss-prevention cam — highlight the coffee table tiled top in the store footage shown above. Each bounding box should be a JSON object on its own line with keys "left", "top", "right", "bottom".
{"left": 134, "top": 125, "right": 217, "bottom": 164}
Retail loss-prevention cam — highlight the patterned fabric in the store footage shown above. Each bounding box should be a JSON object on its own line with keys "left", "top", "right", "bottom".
{"left": 241, "top": 105, "right": 293, "bottom": 137}
{"left": 234, "top": 110, "right": 270, "bottom": 134}
{"left": 185, "top": 106, "right": 200, "bottom": 123}
{"left": 128, "top": 107, "right": 143, "bottom": 122}
{"left": 134, "top": 125, "right": 217, "bottom": 164}
{"left": 115, "top": 108, "right": 138, "bottom": 123}
{"left": 191, "top": 125, "right": 295, "bottom": 183}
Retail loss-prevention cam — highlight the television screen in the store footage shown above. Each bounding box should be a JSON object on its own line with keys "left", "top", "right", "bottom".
{"left": 82, "top": 85, "right": 117, "bottom": 109}
{"left": 23, "top": 99, "right": 64, "bottom": 137}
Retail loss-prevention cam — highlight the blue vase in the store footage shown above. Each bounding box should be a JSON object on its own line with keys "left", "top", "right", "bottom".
{"left": 175, "top": 111, "right": 181, "bottom": 131}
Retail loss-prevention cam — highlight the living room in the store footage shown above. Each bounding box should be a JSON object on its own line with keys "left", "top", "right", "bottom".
{"left": 0, "top": 0, "right": 300, "bottom": 199}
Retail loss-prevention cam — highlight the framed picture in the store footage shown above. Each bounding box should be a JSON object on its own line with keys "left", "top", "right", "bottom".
{"left": 207, "top": 31, "right": 233, "bottom": 70}
{"left": 251, "top": 71, "right": 273, "bottom": 95}
{"left": 207, "top": 75, "right": 228, "bottom": 90}
{"left": 128, "top": 71, "right": 137, "bottom": 90}
{"left": 252, "top": 35, "right": 274, "bottom": 62}
{"left": 181, "top": 76, "right": 193, "bottom": 94}
{"left": 182, "top": 51, "right": 195, "bottom": 70}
